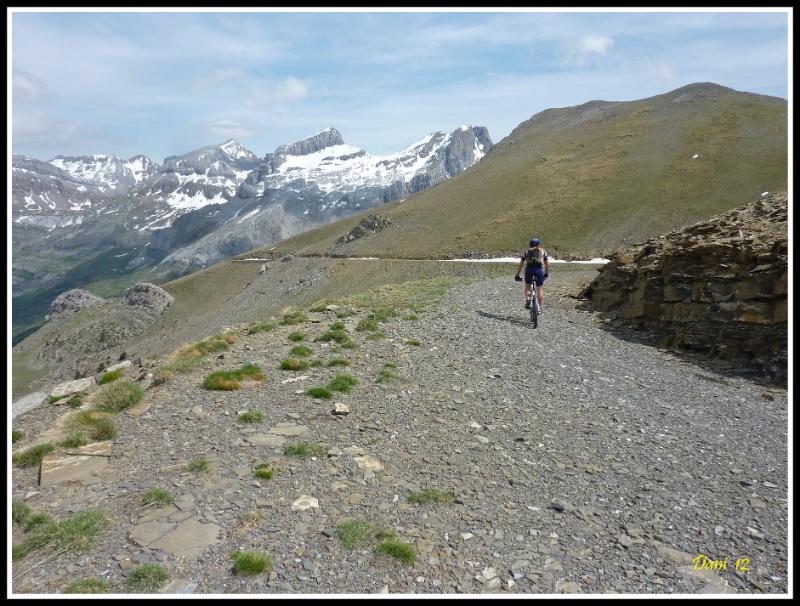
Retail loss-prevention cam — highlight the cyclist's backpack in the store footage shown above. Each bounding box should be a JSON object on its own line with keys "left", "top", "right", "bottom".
{"left": 526, "top": 248, "right": 544, "bottom": 268}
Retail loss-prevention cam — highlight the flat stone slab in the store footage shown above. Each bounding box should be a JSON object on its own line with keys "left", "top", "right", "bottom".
{"left": 354, "top": 454, "right": 384, "bottom": 472}
{"left": 291, "top": 495, "right": 319, "bottom": 511}
{"left": 129, "top": 515, "right": 222, "bottom": 559}
{"left": 63, "top": 440, "right": 113, "bottom": 456}
{"left": 247, "top": 434, "right": 287, "bottom": 447}
{"left": 159, "top": 579, "right": 198, "bottom": 594}
{"left": 12, "top": 392, "right": 48, "bottom": 419}
{"left": 39, "top": 446, "right": 111, "bottom": 487}
{"left": 105, "top": 360, "right": 133, "bottom": 372}
{"left": 126, "top": 399, "right": 154, "bottom": 417}
{"left": 50, "top": 377, "right": 96, "bottom": 399}
{"left": 268, "top": 423, "right": 310, "bottom": 437}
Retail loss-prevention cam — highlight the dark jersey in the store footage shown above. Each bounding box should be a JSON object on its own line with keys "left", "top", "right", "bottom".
{"left": 520, "top": 248, "right": 548, "bottom": 268}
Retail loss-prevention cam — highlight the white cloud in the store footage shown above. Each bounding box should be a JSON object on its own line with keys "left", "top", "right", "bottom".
{"left": 244, "top": 76, "right": 310, "bottom": 109}
{"left": 208, "top": 119, "right": 253, "bottom": 139}
{"left": 12, "top": 68, "right": 47, "bottom": 102}
{"left": 191, "top": 67, "right": 247, "bottom": 91}
{"left": 274, "top": 76, "right": 309, "bottom": 101}
{"left": 580, "top": 35, "right": 615, "bottom": 55}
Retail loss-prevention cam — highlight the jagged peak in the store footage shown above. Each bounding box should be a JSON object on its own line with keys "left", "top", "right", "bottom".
{"left": 276, "top": 128, "right": 345, "bottom": 157}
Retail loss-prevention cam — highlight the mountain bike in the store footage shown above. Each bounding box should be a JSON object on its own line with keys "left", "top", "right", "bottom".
{"left": 528, "top": 281, "right": 540, "bottom": 328}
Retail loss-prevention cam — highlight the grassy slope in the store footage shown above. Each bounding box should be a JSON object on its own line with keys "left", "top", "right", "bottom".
{"left": 253, "top": 84, "right": 786, "bottom": 260}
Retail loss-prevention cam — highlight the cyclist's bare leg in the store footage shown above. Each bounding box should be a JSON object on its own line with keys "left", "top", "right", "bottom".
{"left": 524, "top": 283, "right": 532, "bottom": 304}
{"left": 536, "top": 285, "right": 544, "bottom": 309}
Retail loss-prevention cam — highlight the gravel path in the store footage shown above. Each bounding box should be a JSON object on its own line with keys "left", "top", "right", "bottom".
{"left": 11, "top": 271, "right": 788, "bottom": 595}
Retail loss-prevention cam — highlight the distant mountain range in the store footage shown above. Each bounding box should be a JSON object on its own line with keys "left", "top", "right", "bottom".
{"left": 12, "top": 125, "right": 492, "bottom": 341}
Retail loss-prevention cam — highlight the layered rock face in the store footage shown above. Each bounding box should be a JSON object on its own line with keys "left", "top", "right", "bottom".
{"left": 49, "top": 289, "right": 107, "bottom": 317}
{"left": 582, "top": 192, "right": 787, "bottom": 382}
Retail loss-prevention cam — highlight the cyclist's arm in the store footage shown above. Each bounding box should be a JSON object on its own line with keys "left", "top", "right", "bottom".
{"left": 515, "top": 258, "right": 524, "bottom": 276}
{"left": 544, "top": 255, "right": 550, "bottom": 274}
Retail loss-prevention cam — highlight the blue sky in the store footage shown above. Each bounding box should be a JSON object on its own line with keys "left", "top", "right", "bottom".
{"left": 10, "top": 9, "right": 790, "bottom": 163}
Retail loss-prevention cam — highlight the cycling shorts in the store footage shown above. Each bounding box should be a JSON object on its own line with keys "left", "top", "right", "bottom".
{"left": 525, "top": 266, "right": 545, "bottom": 286}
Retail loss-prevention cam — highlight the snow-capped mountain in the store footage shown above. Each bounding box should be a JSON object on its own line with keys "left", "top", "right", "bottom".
{"left": 13, "top": 126, "right": 492, "bottom": 296}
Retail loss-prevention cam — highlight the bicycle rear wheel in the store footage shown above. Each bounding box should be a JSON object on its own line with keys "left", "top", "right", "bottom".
{"left": 530, "top": 292, "right": 538, "bottom": 328}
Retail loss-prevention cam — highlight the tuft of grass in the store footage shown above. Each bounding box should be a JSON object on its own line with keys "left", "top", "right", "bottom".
{"left": 403, "top": 314, "right": 418, "bottom": 321}
{"left": 327, "top": 358, "right": 351, "bottom": 367}
{"left": 248, "top": 320, "right": 278, "bottom": 335}
{"left": 13, "top": 510, "right": 109, "bottom": 562}
{"left": 63, "top": 578, "right": 110, "bottom": 594}
{"left": 290, "top": 345, "right": 313, "bottom": 357}
{"left": 404, "top": 339, "right": 421, "bottom": 346}
{"left": 310, "top": 359, "right": 323, "bottom": 367}
{"left": 283, "top": 442, "right": 327, "bottom": 460}
{"left": 22, "top": 512, "right": 54, "bottom": 532}
{"left": 69, "top": 410, "right": 118, "bottom": 441}
{"left": 48, "top": 395, "right": 62, "bottom": 405}
{"left": 231, "top": 550, "right": 271, "bottom": 575}
{"left": 150, "top": 367, "right": 175, "bottom": 386}
{"left": 66, "top": 395, "right": 83, "bottom": 409}
{"left": 203, "top": 364, "right": 265, "bottom": 391}
{"left": 98, "top": 369, "right": 124, "bottom": 385}
{"left": 280, "top": 310, "right": 308, "bottom": 326}
{"left": 356, "top": 317, "right": 379, "bottom": 332}
{"left": 254, "top": 464, "right": 274, "bottom": 480}
{"left": 308, "top": 302, "right": 330, "bottom": 313}
{"left": 336, "top": 308, "right": 355, "bottom": 318}
{"left": 375, "top": 528, "right": 398, "bottom": 540}
{"left": 12, "top": 430, "right": 24, "bottom": 443}
{"left": 141, "top": 488, "right": 174, "bottom": 507}
{"left": 92, "top": 381, "right": 144, "bottom": 412}
{"left": 383, "top": 362, "right": 397, "bottom": 369}
{"left": 377, "top": 366, "right": 401, "bottom": 383}
{"left": 328, "top": 374, "right": 358, "bottom": 393}
{"left": 238, "top": 410, "right": 265, "bottom": 424}
{"left": 306, "top": 386, "right": 333, "bottom": 399}
{"left": 12, "top": 501, "right": 32, "bottom": 525}
{"left": 366, "top": 332, "right": 386, "bottom": 340}
{"left": 158, "top": 355, "right": 211, "bottom": 375}
{"left": 60, "top": 433, "right": 89, "bottom": 449}
{"left": 280, "top": 358, "right": 309, "bottom": 371}
{"left": 315, "top": 329, "right": 352, "bottom": 344}
{"left": 336, "top": 519, "right": 373, "bottom": 549}
{"left": 407, "top": 488, "right": 455, "bottom": 505}
{"left": 376, "top": 539, "right": 417, "bottom": 564}
{"left": 287, "top": 331, "right": 306, "bottom": 342}
{"left": 186, "top": 458, "right": 209, "bottom": 473}
{"left": 330, "top": 321, "right": 346, "bottom": 331}
{"left": 125, "top": 564, "right": 169, "bottom": 592}
{"left": 12, "top": 443, "right": 55, "bottom": 467}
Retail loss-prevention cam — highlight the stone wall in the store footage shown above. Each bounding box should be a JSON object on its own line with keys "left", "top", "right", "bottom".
{"left": 581, "top": 192, "right": 787, "bottom": 382}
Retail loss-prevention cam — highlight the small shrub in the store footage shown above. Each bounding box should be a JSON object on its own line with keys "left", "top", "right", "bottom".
{"left": 61, "top": 433, "right": 89, "bottom": 449}
{"left": 98, "top": 369, "right": 124, "bottom": 385}
{"left": 328, "top": 374, "right": 358, "bottom": 393}
{"left": 290, "top": 345, "right": 313, "bottom": 357}
{"left": 238, "top": 410, "right": 265, "bottom": 424}
{"left": 407, "top": 488, "right": 455, "bottom": 504}
{"left": 141, "top": 488, "right": 174, "bottom": 507}
{"left": 306, "top": 386, "right": 332, "bottom": 399}
{"left": 326, "top": 358, "right": 350, "bottom": 367}
{"left": 125, "top": 564, "right": 169, "bottom": 592}
{"left": 12, "top": 443, "right": 55, "bottom": 467}
{"left": 283, "top": 442, "right": 327, "bottom": 459}
{"left": 336, "top": 308, "right": 354, "bottom": 318}
{"left": 280, "top": 358, "right": 309, "bottom": 371}
{"left": 186, "top": 458, "right": 209, "bottom": 473}
{"left": 92, "top": 381, "right": 144, "bottom": 412}
{"left": 287, "top": 331, "right": 306, "bottom": 342}
{"left": 366, "top": 332, "right": 386, "bottom": 340}
{"left": 248, "top": 320, "right": 278, "bottom": 335}
{"left": 336, "top": 519, "right": 373, "bottom": 549}
{"left": 280, "top": 310, "right": 308, "bottom": 325}
{"left": 376, "top": 539, "right": 417, "bottom": 564}
{"left": 231, "top": 550, "right": 271, "bottom": 575}
{"left": 404, "top": 339, "right": 421, "bottom": 346}
{"left": 12, "top": 430, "right": 24, "bottom": 443}
{"left": 63, "top": 578, "right": 110, "bottom": 594}
{"left": 254, "top": 464, "right": 274, "bottom": 480}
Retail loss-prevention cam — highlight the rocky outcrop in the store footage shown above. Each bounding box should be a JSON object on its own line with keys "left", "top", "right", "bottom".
{"left": 581, "top": 192, "right": 787, "bottom": 383}
{"left": 335, "top": 214, "right": 392, "bottom": 244}
{"left": 49, "top": 289, "right": 107, "bottom": 317}
{"left": 123, "top": 283, "right": 175, "bottom": 313}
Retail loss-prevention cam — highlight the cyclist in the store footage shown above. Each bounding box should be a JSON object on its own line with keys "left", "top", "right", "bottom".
{"left": 514, "top": 238, "right": 550, "bottom": 313}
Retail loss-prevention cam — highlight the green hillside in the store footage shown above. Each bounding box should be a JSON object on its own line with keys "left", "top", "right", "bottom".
{"left": 250, "top": 83, "right": 787, "bottom": 260}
